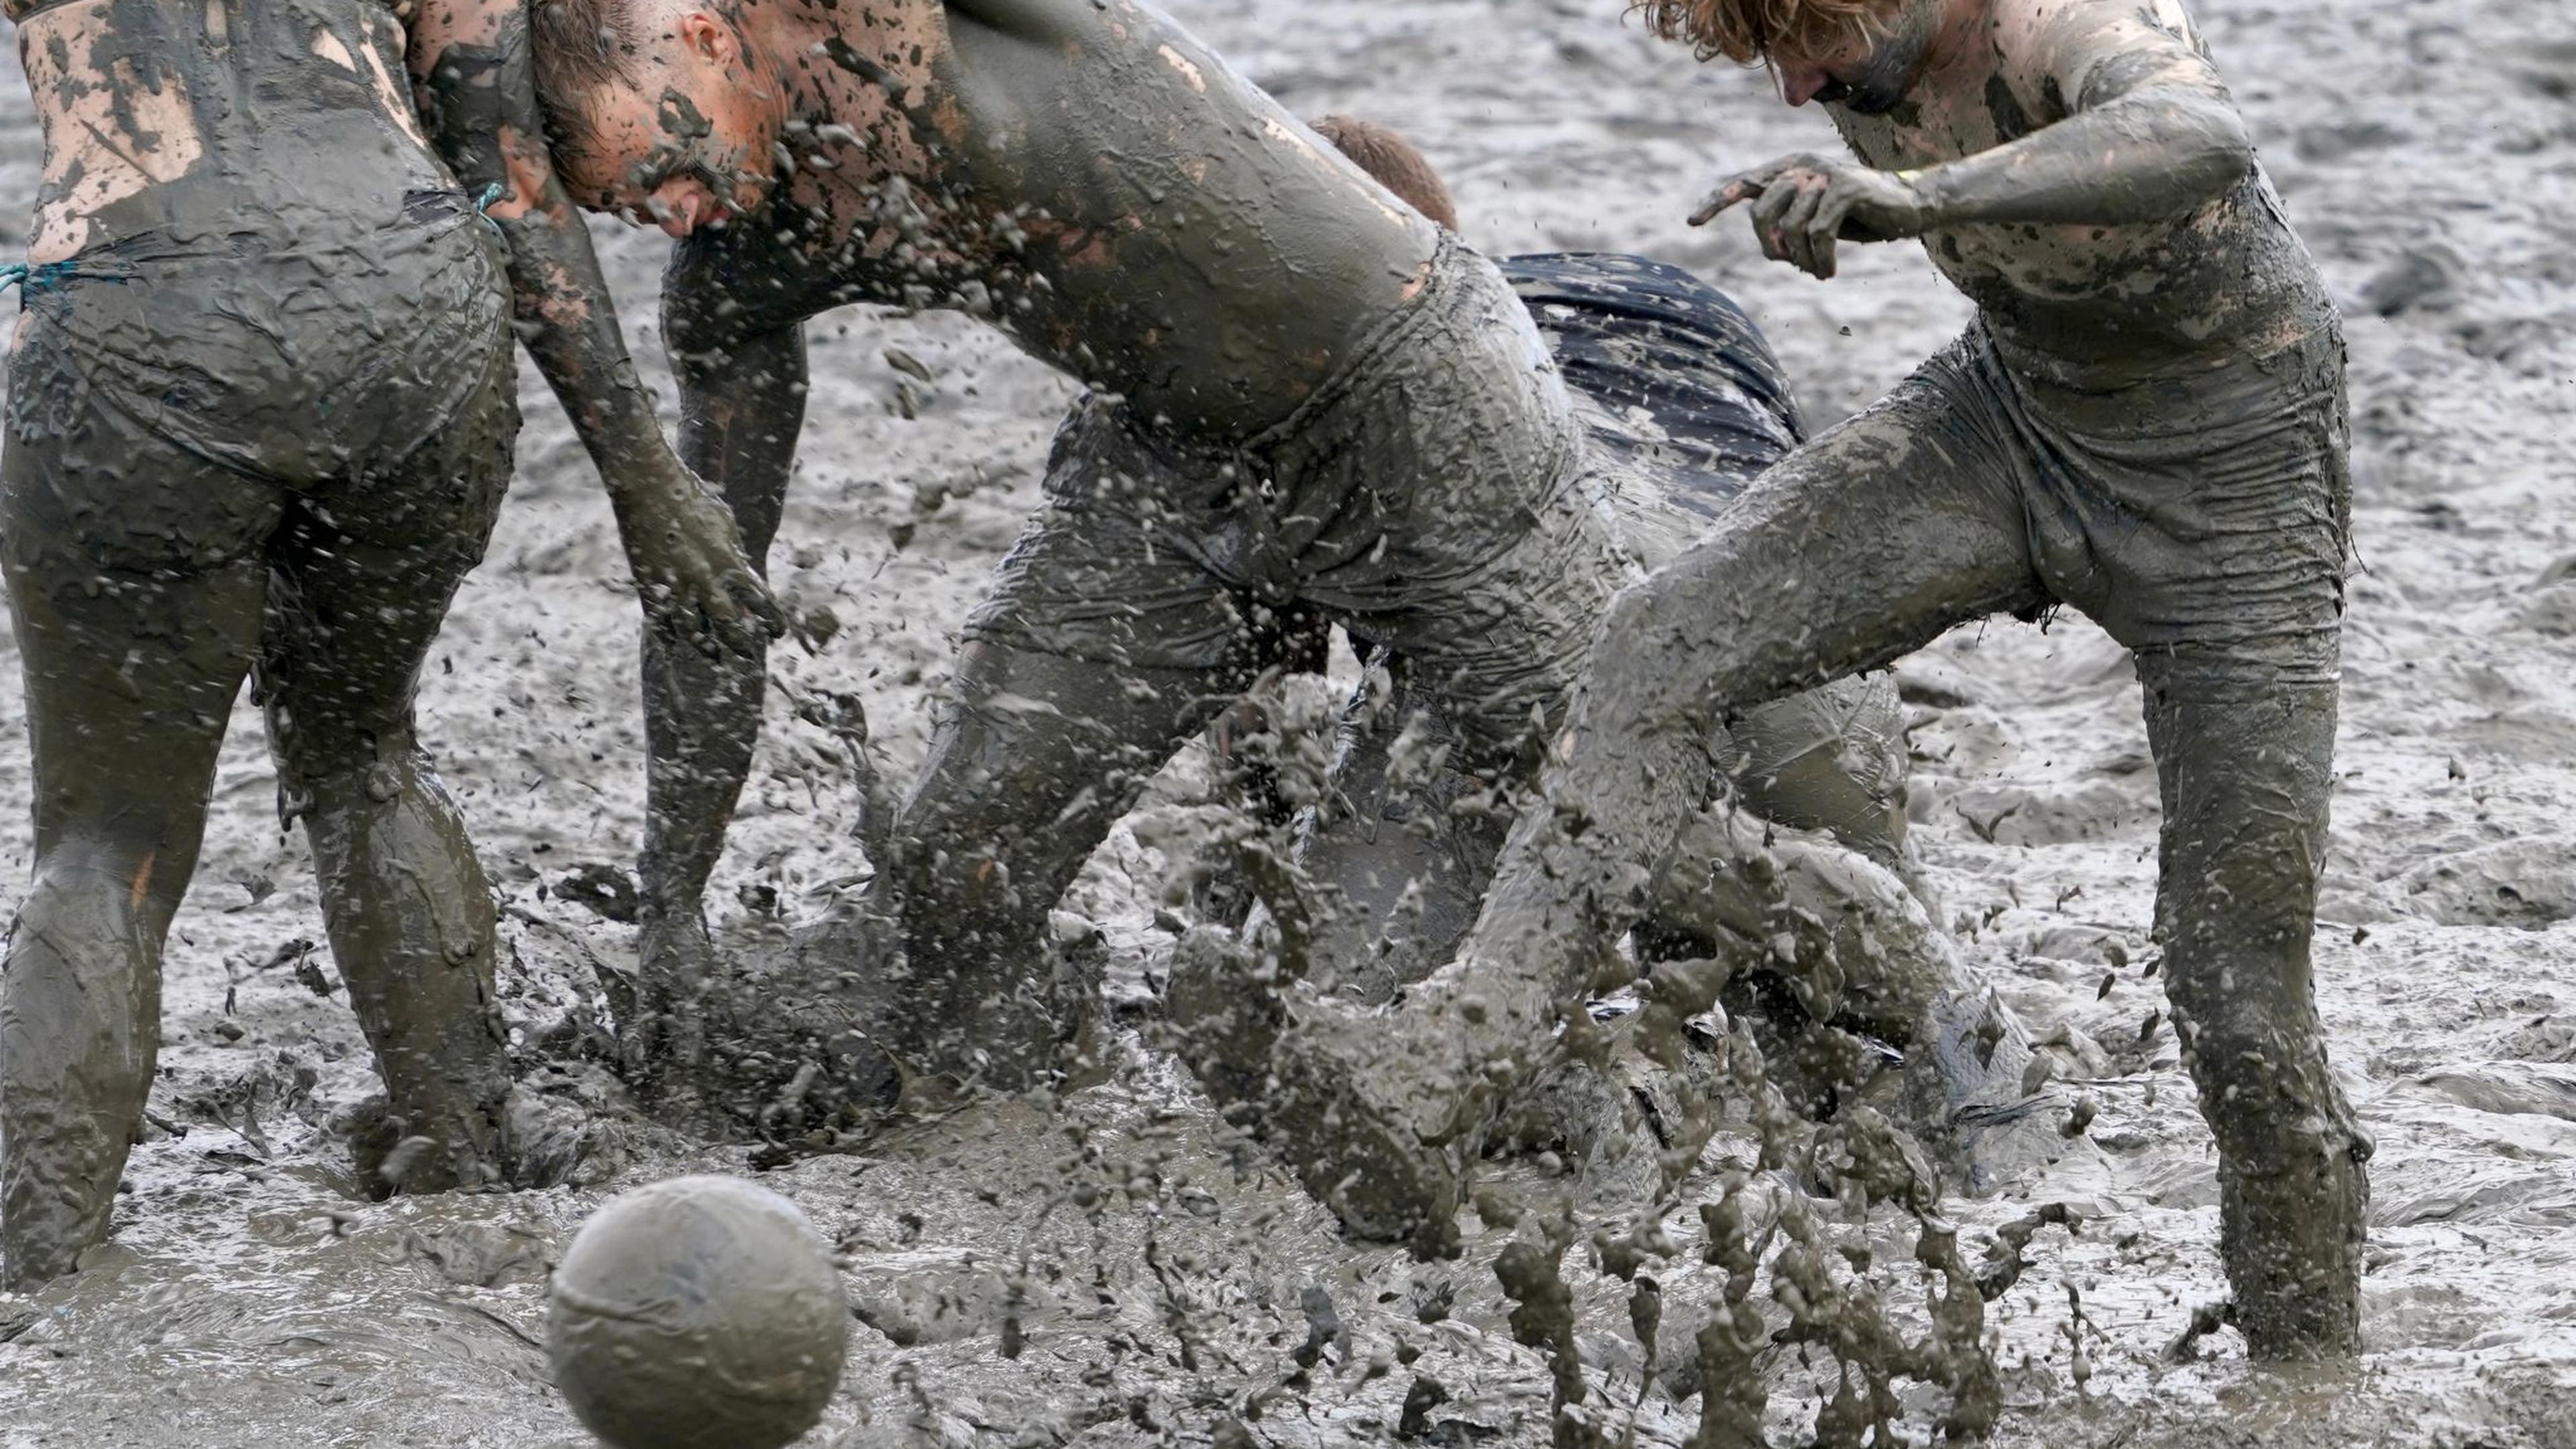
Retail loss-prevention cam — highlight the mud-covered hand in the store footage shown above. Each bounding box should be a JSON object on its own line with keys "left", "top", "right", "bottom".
{"left": 617, "top": 457, "right": 784, "bottom": 660}
{"left": 1690, "top": 153, "right": 1935, "bottom": 280}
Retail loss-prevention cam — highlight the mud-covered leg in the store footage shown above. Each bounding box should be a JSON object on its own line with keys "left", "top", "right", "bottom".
{"left": 0, "top": 532, "right": 264, "bottom": 1289}
{"left": 2141, "top": 661, "right": 2365, "bottom": 1357}
{"left": 1272, "top": 357, "right": 2047, "bottom": 1247}
{"left": 887, "top": 639, "right": 1243, "bottom": 1094}
{"left": 260, "top": 375, "right": 518, "bottom": 1196}
{"left": 636, "top": 321, "right": 805, "bottom": 1082}
{"left": 1290, "top": 655, "right": 1509, "bottom": 1004}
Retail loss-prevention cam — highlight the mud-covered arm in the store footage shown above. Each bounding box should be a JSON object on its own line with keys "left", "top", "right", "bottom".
{"left": 1888, "top": 0, "right": 2251, "bottom": 229}
{"left": 403, "top": 0, "right": 778, "bottom": 653}
{"left": 1695, "top": 0, "right": 2253, "bottom": 278}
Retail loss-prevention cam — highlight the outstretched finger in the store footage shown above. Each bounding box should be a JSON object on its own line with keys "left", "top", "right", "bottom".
{"left": 1750, "top": 178, "right": 1803, "bottom": 264}
{"left": 1808, "top": 194, "right": 1854, "bottom": 279}
{"left": 1690, "top": 166, "right": 1779, "bottom": 226}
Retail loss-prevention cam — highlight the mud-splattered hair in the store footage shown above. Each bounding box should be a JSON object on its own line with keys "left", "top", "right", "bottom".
{"left": 1627, "top": 0, "right": 1897, "bottom": 64}
{"left": 531, "top": 0, "right": 647, "bottom": 166}
{"left": 1306, "top": 115, "right": 1460, "bottom": 233}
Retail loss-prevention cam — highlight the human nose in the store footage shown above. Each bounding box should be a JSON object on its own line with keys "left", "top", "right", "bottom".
{"left": 1778, "top": 63, "right": 1832, "bottom": 107}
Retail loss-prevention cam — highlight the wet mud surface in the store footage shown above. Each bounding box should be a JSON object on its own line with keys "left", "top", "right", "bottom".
{"left": 4, "top": 0, "right": 2576, "bottom": 1444}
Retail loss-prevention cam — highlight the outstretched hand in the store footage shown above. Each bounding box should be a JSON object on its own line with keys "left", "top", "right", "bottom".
{"left": 624, "top": 464, "right": 784, "bottom": 661}
{"left": 1691, "top": 152, "right": 1935, "bottom": 280}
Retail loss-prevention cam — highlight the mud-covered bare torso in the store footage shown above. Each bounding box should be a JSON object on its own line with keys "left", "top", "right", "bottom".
{"left": 1818, "top": 0, "right": 2331, "bottom": 383}
{"left": 676, "top": 0, "right": 1436, "bottom": 437}
{"left": 13, "top": 0, "right": 455, "bottom": 260}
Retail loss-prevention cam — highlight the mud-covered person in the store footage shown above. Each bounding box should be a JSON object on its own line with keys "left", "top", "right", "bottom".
{"left": 0, "top": 0, "right": 767, "bottom": 1289}
{"left": 1282, "top": 0, "right": 2367, "bottom": 1355}
{"left": 1173, "top": 117, "right": 2047, "bottom": 1189}
{"left": 515, "top": 0, "right": 1651, "bottom": 1144}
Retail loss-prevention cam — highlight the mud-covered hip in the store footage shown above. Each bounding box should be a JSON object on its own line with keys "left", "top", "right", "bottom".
{"left": 1220, "top": 233, "right": 1592, "bottom": 582}
{"left": 7, "top": 203, "right": 512, "bottom": 483}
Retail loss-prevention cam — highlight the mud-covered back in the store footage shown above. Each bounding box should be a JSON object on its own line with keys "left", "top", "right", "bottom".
{"left": 17, "top": 0, "right": 451, "bottom": 254}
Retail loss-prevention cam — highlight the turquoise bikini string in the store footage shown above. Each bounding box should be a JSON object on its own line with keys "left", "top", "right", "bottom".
{"left": 0, "top": 260, "right": 83, "bottom": 297}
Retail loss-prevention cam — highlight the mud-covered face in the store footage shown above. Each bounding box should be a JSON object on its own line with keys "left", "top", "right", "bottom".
{"left": 1770, "top": 0, "right": 1946, "bottom": 114}
{"left": 555, "top": 11, "right": 782, "bottom": 237}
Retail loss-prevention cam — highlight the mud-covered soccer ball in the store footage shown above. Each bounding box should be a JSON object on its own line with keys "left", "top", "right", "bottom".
{"left": 547, "top": 1176, "right": 849, "bottom": 1449}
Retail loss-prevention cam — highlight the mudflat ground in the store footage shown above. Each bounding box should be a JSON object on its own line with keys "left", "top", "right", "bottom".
{"left": 3, "top": 1, "right": 2576, "bottom": 1445}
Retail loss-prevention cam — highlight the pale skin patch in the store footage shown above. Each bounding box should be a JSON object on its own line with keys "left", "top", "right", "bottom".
{"left": 310, "top": 26, "right": 358, "bottom": 70}
{"left": 488, "top": 122, "right": 553, "bottom": 224}
{"left": 1399, "top": 252, "right": 1432, "bottom": 303}
{"left": 25, "top": 25, "right": 208, "bottom": 261}
{"left": 355, "top": 9, "right": 434, "bottom": 149}
{"left": 1155, "top": 44, "right": 1203, "bottom": 93}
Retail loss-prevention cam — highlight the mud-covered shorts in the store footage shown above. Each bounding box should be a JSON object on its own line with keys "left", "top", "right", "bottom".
{"left": 964, "top": 231, "right": 1631, "bottom": 767}
{"left": 1915, "top": 322, "right": 2351, "bottom": 687}
{"left": 3, "top": 196, "right": 520, "bottom": 812}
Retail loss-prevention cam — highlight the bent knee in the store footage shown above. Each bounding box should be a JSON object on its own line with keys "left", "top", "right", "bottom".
{"left": 269, "top": 725, "right": 433, "bottom": 826}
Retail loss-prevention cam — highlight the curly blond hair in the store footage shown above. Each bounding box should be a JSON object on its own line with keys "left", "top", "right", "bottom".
{"left": 1628, "top": 0, "right": 1898, "bottom": 65}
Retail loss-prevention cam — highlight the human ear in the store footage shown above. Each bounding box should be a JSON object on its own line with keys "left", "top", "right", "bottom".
{"left": 675, "top": 10, "right": 736, "bottom": 66}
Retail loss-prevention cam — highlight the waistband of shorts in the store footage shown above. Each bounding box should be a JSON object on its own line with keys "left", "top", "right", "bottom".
{"left": 1971, "top": 315, "right": 2344, "bottom": 427}
{"left": 28, "top": 191, "right": 488, "bottom": 288}
{"left": 1978, "top": 311, "right": 2343, "bottom": 402}
{"left": 1239, "top": 229, "right": 1489, "bottom": 456}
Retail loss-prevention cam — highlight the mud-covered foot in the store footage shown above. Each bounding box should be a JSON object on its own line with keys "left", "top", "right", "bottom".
{"left": 686, "top": 910, "right": 905, "bottom": 1140}
{"left": 1167, "top": 926, "right": 1483, "bottom": 1256}
{"left": 1263, "top": 999, "right": 1472, "bottom": 1258}
{"left": 503, "top": 1088, "right": 621, "bottom": 1189}
{"left": 2219, "top": 1093, "right": 2370, "bottom": 1360}
{"left": 1894, "top": 986, "right": 2066, "bottom": 1195}
{"left": 1161, "top": 926, "right": 1289, "bottom": 1108}
{"left": 336, "top": 1095, "right": 510, "bottom": 1199}
{"left": 619, "top": 908, "right": 720, "bottom": 1098}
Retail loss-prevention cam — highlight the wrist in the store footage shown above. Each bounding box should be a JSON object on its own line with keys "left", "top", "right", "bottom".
{"left": 1893, "top": 167, "right": 1947, "bottom": 232}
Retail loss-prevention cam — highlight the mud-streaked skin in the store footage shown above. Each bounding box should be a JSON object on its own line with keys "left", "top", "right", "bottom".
{"left": 0, "top": 0, "right": 537, "bottom": 1290}
{"left": 1314, "top": 0, "right": 2370, "bottom": 1359}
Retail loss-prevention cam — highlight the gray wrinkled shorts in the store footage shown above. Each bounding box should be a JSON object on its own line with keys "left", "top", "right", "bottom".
{"left": 965, "top": 232, "right": 1631, "bottom": 767}
{"left": 1931, "top": 323, "right": 2351, "bottom": 685}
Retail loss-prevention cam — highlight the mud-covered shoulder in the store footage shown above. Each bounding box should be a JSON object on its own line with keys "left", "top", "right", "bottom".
{"left": 2000, "top": 0, "right": 2232, "bottom": 112}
